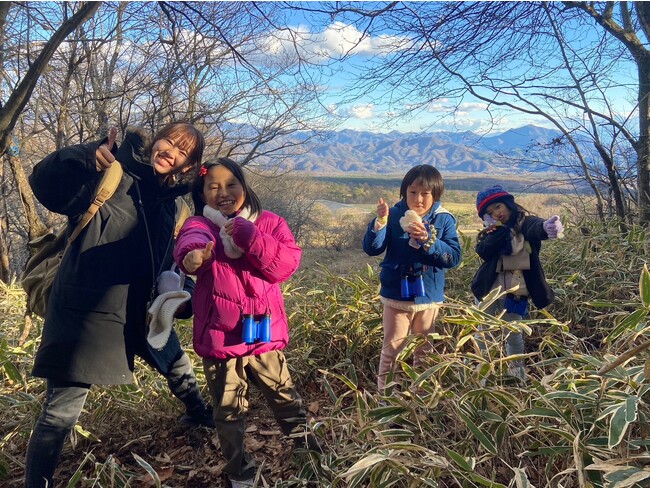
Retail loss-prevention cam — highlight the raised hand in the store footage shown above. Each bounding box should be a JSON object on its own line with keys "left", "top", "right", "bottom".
{"left": 95, "top": 127, "right": 117, "bottom": 172}
{"left": 182, "top": 241, "right": 214, "bottom": 273}
{"left": 543, "top": 215, "right": 564, "bottom": 239}
{"left": 375, "top": 198, "right": 388, "bottom": 229}
{"left": 377, "top": 198, "right": 389, "bottom": 218}
{"left": 481, "top": 214, "right": 501, "bottom": 234}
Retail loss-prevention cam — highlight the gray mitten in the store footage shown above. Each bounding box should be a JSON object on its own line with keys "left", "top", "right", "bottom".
{"left": 157, "top": 269, "right": 183, "bottom": 294}
{"left": 543, "top": 215, "right": 564, "bottom": 239}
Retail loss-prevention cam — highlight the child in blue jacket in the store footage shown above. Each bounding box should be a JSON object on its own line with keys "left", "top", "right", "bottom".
{"left": 363, "top": 165, "right": 461, "bottom": 393}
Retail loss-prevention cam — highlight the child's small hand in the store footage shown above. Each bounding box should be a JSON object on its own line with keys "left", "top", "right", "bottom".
{"left": 543, "top": 215, "right": 564, "bottom": 239}
{"left": 95, "top": 127, "right": 117, "bottom": 172}
{"left": 231, "top": 217, "right": 258, "bottom": 250}
{"left": 376, "top": 198, "right": 389, "bottom": 219}
{"left": 223, "top": 219, "right": 234, "bottom": 236}
{"left": 407, "top": 221, "right": 428, "bottom": 242}
{"left": 374, "top": 198, "right": 389, "bottom": 228}
{"left": 182, "top": 241, "right": 214, "bottom": 273}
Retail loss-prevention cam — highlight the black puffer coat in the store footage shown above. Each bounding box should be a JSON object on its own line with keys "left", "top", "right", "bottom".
{"left": 471, "top": 215, "right": 554, "bottom": 309}
{"left": 29, "top": 133, "right": 189, "bottom": 384}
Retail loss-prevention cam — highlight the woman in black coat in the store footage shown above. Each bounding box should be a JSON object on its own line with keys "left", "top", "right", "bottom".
{"left": 25, "top": 123, "right": 211, "bottom": 488}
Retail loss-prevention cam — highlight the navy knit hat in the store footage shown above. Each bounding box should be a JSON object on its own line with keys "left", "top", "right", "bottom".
{"left": 476, "top": 185, "right": 514, "bottom": 218}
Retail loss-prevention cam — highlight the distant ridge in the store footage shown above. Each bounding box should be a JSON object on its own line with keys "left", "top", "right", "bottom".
{"left": 267, "top": 124, "right": 564, "bottom": 174}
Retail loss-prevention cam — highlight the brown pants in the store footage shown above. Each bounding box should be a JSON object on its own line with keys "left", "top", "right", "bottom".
{"left": 204, "top": 350, "right": 307, "bottom": 481}
{"left": 378, "top": 304, "right": 440, "bottom": 392}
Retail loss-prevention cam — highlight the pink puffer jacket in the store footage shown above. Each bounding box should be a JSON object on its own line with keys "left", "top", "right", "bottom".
{"left": 174, "top": 211, "right": 301, "bottom": 359}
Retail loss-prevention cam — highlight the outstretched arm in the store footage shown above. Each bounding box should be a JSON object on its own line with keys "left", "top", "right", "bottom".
{"left": 29, "top": 139, "right": 111, "bottom": 217}
{"left": 174, "top": 218, "right": 217, "bottom": 275}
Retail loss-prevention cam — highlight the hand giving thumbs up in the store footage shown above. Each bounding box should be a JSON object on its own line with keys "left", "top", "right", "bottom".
{"left": 96, "top": 127, "right": 117, "bottom": 172}
{"left": 182, "top": 241, "right": 215, "bottom": 273}
{"left": 376, "top": 198, "right": 389, "bottom": 225}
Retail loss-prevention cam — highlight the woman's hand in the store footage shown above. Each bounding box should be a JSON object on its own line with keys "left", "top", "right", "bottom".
{"left": 95, "top": 127, "right": 117, "bottom": 172}
{"left": 182, "top": 242, "right": 214, "bottom": 273}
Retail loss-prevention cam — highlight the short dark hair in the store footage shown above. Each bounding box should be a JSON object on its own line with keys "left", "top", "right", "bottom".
{"left": 399, "top": 165, "right": 444, "bottom": 201}
{"left": 191, "top": 157, "right": 262, "bottom": 216}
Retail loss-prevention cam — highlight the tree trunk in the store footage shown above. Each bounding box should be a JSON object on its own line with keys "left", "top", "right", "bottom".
{"left": 594, "top": 143, "right": 628, "bottom": 232}
{"left": 0, "top": 2, "right": 100, "bottom": 284}
{"left": 638, "top": 54, "right": 650, "bottom": 227}
{"left": 0, "top": 157, "right": 9, "bottom": 283}
{"left": 0, "top": 2, "right": 101, "bottom": 154}
{"left": 7, "top": 153, "right": 47, "bottom": 242}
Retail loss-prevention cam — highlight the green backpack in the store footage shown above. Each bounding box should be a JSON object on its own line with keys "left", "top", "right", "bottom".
{"left": 22, "top": 161, "right": 124, "bottom": 318}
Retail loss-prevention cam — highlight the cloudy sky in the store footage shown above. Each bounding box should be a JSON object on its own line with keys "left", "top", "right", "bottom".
{"left": 266, "top": 7, "right": 638, "bottom": 135}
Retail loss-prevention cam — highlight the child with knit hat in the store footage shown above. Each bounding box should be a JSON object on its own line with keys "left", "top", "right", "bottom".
{"left": 472, "top": 184, "right": 563, "bottom": 380}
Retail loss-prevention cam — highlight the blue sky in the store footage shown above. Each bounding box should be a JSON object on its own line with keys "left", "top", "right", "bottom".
{"left": 264, "top": 5, "right": 638, "bottom": 135}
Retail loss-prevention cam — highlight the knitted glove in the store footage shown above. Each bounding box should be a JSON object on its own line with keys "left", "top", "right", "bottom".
{"left": 543, "top": 215, "right": 564, "bottom": 239}
{"left": 157, "top": 270, "right": 182, "bottom": 294}
{"left": 483, "top": 214, "right": 497, "bottom": 227}
{"left": 231, "top": 217, "right": 258, "bottom": 251}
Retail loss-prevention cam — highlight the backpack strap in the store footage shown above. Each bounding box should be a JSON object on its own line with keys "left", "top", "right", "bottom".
{"left": 174, "top": 197, "right": 191, "bottom": 238}
{"left": 67, "top": 161, "right": 123, "bottom": 244}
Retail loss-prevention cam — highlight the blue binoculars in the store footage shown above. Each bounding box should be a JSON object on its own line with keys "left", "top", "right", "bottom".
{"left": 401, "top": 273, "right": 425, "bottom": 298}
{"left": 242, "top": 314, "right": 272, "bottom": 344}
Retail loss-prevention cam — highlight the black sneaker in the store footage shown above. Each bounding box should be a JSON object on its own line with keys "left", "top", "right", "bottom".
{"left": 179, "top": 405, "right": 215, "bottom": 428}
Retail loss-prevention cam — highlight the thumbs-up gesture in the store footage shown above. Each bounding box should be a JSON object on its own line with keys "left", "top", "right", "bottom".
{"left": 543, "top": 215, "right": 564, "bottom": 239}
{"left": 182, "top": 241, "right": 214, "bottom": 273}
{"left": 376, "top": 198, "right": 389, "bottom": 225}
{"left": 95, "top": 127, "right": 117, "bottom": 172}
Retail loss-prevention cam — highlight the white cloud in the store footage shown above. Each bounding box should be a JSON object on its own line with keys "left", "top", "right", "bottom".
{"left": 351, "top": 104, "right": 375, "bottom": 119}
{"left": 335, "top": 103, "right": 375, "bottom": 119}
{"left": 262, "top": 21, "right": 408, "bottom": 62}
{"left": 424, "top": 100, "right": 488, "bottom": 115}
{"left": 320, "top": 22, "right": 402, "bottom": 56}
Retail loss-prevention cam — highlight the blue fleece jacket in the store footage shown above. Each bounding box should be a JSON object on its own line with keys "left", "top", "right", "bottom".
{"left": 362, "top": 200, "right": 461, "bottom": 303}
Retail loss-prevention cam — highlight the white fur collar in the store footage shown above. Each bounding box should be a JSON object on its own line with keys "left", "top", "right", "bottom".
{"left": 203, "top": 206, "right": 257, "bottom": 259}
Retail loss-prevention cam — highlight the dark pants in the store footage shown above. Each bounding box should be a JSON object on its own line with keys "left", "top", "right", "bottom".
{"left": 24, "top": 351, "right": 204, "bottom": 488}
{"left": 204, "top": 350, "right": 308, "bottom": 482}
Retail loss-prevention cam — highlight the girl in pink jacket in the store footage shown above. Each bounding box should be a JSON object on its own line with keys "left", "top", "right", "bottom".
{"left": 174, "top": 157, "right": 321, "bottom": 487}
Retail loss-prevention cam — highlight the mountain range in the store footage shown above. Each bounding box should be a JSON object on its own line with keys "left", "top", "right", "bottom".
{"left": 277, "top": 125, "right": 563, "bottom": 174}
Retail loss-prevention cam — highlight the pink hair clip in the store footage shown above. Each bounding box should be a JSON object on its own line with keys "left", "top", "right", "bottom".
{"left": 198, "top": 166, "right": 208, "bottom": 177}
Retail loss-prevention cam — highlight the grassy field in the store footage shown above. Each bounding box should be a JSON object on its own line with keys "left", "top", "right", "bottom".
{"left": 3, "top": 176, "right": 646, "bottom": 487}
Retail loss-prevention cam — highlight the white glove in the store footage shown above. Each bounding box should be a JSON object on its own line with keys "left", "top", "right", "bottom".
{"left": 543, "top": 215, "right": 564, "bottom": 239}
